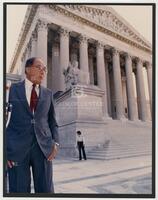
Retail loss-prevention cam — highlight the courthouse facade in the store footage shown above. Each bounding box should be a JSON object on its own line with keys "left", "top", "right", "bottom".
{"left": 8, "top": 5, "right": 152, "bottom": 156}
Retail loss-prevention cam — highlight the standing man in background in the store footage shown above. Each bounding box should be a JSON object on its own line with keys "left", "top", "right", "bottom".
{"left": 6, "top": 57, "right": 59, "bottom": 193}
{"left": 76, "top": 131, "right": 87, "bottom": 160}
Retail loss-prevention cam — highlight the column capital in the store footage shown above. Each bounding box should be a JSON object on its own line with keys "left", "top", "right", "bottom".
{"left": 96, "top": 41, "right": 104, "bottom": 50}
{"left": 21, "top": 53, "right": 25, "bottom": 61}
{"left": 37, "top": 19, "right": 48, "bottom": 32}
{"left": 145, "top": 61, "right": 152, "bottom": 69}
{"left": 111, "top": 48, "right": 120, "bottom": 56}
{"left": 31, "top": 30, "right": 37, "bottom": 42}
{"left": 124, "top": 52, "right": 132, "bottom": 60}
{"left": 28, "top": 41, "right": 32, "bottom": 51}
{"left": 59, "top": 27, "right": 69, "bottom": 37}
{"left": 135, "top": 57, "right": 143, "bottom": 65}
{"left": 78, "top": 35, "right": 89, "bottom": 44}
{"left": 25, "top": 43, "right": 30, "bottom": 53}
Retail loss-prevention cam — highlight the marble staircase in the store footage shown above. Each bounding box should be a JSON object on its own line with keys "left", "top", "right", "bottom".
{"left": 86, "top": 128, "right": 152, "bottom": 160}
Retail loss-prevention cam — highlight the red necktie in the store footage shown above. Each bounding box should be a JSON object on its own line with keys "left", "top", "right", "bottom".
{"left": 30, "top": 84, "right": 38, "bottom": 112}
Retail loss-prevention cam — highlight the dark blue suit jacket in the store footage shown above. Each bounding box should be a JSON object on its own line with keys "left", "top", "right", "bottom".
{"left": 6, "top": 80, "right": 59, "bottom": 162}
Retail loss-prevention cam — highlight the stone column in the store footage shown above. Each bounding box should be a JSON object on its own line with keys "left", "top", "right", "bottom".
{"left": 20, "top": 54, "right": 26, "bottom": 80}
{"left": 59, "top": 27, "right": 69, "bottom": 91}
{"left": 125, "top": 53, "right": 138, "bottom": 120}
{"left": 79, "top": 35, "right": 90, "bottom": 84}
{"left": 89, "top": 55, "right": 94, "bottom": 85}
{"left": 122, "top": 76, "right": 128, "bottom": 118}
{"left": 27, "top": 42, "right": 31, "bottom": 59}
{"left": 112, "top": 48, "right": 125, "bottom": 119}
{"left": 21, "top": 47, "right": 29, "bottom": 80}
{"left": 70, "top": 42, "right": 78, "bottom": 63}
{"left": 105, "top": 60, "right": 112, "bottom": 117}
{"left": 96, "top": 42, "right": 109, "bottom": 118}
{"left": 52, "top": 43, "right": 60, "bottom": 93}
{"left": 21, "top": 45, "right": 30, "bottom": 79}
{"left": 146, "top": 62, "right": 152, "bottom": 113}
{"left": 31, "top": 30, "right": 37, "bottom": 57}
{"left": 25, "top": 45, "right": 29, "bottom": 61}
{"left": 47, "top": 55, "right": 52, "bottom": 90}
{"left": 136, "top": 58, "right": 148, "bottom": 121}
{"left": 37, "top": 20, "right": 48, "bottom": 87}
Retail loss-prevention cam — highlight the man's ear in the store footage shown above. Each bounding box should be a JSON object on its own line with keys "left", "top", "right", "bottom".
{"left": 25, "top": 67, "right": 30, "bottom": 74}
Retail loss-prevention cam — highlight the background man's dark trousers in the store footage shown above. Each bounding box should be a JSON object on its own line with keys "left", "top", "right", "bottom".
{"left": 77, "top": 141, "right": 87, "bottom": 160}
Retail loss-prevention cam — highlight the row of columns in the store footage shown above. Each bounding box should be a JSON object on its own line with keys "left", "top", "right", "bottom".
{"left": 21, "top": 19, "right": 152, "bottom": 122}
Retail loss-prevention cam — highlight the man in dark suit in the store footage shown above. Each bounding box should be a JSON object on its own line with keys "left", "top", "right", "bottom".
{"left": 6, "top": 57, "right": 59, "bottom": 193}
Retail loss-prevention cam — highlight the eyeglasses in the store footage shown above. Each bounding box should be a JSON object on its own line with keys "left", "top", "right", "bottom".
{"left": 33, "top": 65, "right": 47, "bottom": 73}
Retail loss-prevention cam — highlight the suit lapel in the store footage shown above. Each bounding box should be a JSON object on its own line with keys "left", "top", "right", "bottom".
{"left": 16, "top": 81, "right": 46, "bottom": 116}
{"left": 16, "top": 81, "right": 33, "bottom": 115}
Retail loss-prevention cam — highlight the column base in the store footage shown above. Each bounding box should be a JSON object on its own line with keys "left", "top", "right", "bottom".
{"left": 129, "top": 119, "right": 141, "bottom": 122}
{"left": 102, "top": 115, "right": 112, "bottom": 121}
{"left": 119, "top": 116, "right": 128, "bottom": 122}
{"left": 140, "top": 119, "right": 152, "bottom": 123}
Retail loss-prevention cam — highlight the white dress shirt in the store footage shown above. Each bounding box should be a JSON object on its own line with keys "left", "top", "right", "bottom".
{"left": 25, "top": 78, "right": 39, "bottom": 106}
{"left": 76, "top": 134, "right": 84, "bottom": 142}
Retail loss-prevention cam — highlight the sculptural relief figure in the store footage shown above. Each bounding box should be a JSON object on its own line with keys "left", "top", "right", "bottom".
{"left": 63, "top": 60, "right": 80, "bottom": 90}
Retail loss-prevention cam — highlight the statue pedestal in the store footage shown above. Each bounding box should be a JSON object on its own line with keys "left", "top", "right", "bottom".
{"left": 55, "top": 84, "right": 109, "bottom": 157}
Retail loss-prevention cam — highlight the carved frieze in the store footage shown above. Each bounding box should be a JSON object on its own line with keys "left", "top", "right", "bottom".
{"left": 54, "top": 5, "right": 151, "bottom": 51}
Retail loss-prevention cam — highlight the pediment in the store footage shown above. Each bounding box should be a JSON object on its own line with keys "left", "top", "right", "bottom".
{"left": 57, "top": 5, "right": 151, "bottom": 49}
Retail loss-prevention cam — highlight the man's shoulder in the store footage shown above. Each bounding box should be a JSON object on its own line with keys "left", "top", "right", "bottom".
{"left": 42, "top": 86, "right": 52, "bottom": 92}
{"left": 10, "top": 81, "right": 24, "bottom": 89}
{"left": 41, "top": 86, "right": 54, "bottom": 96}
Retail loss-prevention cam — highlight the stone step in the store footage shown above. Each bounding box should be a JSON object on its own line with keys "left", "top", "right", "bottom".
{"left": 107, "top": 143, "right": 152, "bottom": 148}
{"left": 111, "top": 139, "right": 151, "bottom": 142}
{"left": 87, "top": 148, "right": 151, "bottom": 156}
{"left": 104, "top": 141, "right": 152, "bottom": 147}
{"left": 87, "top": 152, "right": 152, "bottom": 160}
{"left": 90, "top": 146, "right": 151, "bottom": 153}
{"left": 78, "top": 145, "right": 151, "bottom": 160}
{"left": 87, "top": 148, "right": 151, "bottom": 155}
{"left": 95, "top": 140, "right": 151, "bottom": 146}
{"left": 107, "top": 138, "right": 151, "bottom": 142}
{"left": 85, "top": 128, "right": 152, "bottom": 161}
{"left": 92, "top": 145, "right": 151, "bottom": 152}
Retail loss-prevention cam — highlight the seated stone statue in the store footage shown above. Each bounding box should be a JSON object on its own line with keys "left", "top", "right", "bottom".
{"left": 63, "top": 60, "right": 80, "bottom": 90}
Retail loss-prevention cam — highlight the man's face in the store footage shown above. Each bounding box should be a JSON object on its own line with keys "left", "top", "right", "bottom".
{"left": 25, "top": 58, "right": 47, "bottom": 84}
